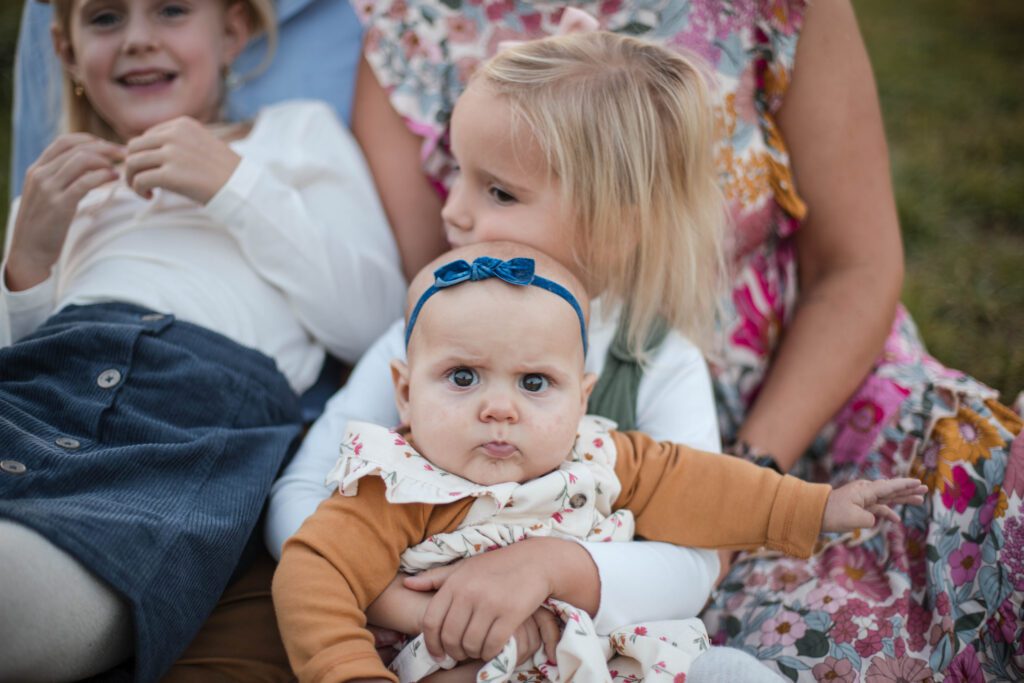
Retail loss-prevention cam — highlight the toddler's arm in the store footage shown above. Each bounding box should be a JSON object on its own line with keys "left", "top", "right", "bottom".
{"left": 273, "top": 477, "right": 457, "bottom": 682}
{"left": 266, "top": 319, "right": 405, "bottom": 558}
{"left": 823, "top": 478, "right": 927, "bottom": 532}
{"left": 613, "top": 430, "right": 925, "bottom": 555}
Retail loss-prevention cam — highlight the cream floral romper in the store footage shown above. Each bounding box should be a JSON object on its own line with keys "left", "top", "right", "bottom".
{"left": 327, "top": 415, "right": 709, "bottom": 682}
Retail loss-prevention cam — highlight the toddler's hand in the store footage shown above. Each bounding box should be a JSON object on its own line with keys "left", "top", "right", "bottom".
{"left": 403, "top": 540, "right": 559, "bottom": 663}
{"left": 511, "top": 607, "right": 561, "bottom": 666}
{"left": 7, "top": 133, "right": 123, "bottom": 289}
{"left": 822, "top": 478, "right": 927, "bottom": 533}
{"left": 124, "top": 117, "right": 240, "bottom": 204}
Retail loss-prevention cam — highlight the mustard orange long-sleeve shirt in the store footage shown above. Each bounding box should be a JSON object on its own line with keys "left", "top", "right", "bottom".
{"left": 272, "top": 430, "right": 831, "bottom": 683}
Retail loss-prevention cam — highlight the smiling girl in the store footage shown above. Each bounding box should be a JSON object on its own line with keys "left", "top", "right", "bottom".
{"left": 0, "top": 0, "right": 404, "bottom": 680}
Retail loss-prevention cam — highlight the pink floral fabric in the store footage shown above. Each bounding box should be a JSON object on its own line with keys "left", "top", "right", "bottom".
{"left": 356, "top": 1, "right": 1024, "bottom": 678}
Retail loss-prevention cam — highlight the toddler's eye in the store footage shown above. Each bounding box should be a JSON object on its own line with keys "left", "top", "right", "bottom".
{"left": 520, "top": 374, "right": 549, "bottom": 392}
{"left": 448, "top": 367, "right": 478, "bottom": 388}
{"left": 489, "top": 186, "right": 517, "bottom": 205}
{"left": 159, "top": 2, "right": 189, "bottom": 18}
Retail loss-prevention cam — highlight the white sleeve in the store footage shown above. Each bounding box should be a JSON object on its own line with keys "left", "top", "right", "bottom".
{"left": 585, "top": 329, "right": 722, "bottom": 627}
{"left": 265, "top": 318, "right": 406, "bottom": 558}
{"left": 204, "top": 101, "right": 406, "bottom": 364}
{"left": 1, "top": 197, "right": 59, "bottom": 346}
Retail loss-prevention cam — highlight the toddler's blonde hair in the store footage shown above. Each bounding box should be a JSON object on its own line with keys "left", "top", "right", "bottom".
{"left": 478, "top": 31, "right": 725, "bottom": 356}
{"left": 50, "top": 0, "right": 277, "bottom": 141}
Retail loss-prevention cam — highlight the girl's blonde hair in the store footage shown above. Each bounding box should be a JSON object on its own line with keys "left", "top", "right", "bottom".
{"left": 50, "top": 0, "right": 277, "bottom": 140}
{"left": 478, "top": 31, "right": 726, "bottom": 357}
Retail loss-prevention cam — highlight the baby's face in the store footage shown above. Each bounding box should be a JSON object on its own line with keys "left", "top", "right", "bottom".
{"left": 394, "top": 281, "right": 595, "bottom": 486}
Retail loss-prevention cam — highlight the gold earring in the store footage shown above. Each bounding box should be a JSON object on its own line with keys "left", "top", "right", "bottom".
{"left": 73, "top": 81, "right": 84, "bottom": 97}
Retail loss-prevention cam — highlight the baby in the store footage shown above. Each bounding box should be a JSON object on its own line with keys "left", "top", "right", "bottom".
{"left": 273, "top": 242, "right": 927, "bottom": 683}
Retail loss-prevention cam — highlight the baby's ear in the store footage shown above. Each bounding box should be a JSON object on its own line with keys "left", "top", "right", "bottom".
{"left": 390, "top": 358, "right": 412, "bottom": 425}
{"left": 580, "top": 372, "right": 598, "bottom": 411}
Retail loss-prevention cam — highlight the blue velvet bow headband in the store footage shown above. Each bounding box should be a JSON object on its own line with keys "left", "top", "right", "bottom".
{"left": 405, "top": 256, "right": 588, "bottom": 356}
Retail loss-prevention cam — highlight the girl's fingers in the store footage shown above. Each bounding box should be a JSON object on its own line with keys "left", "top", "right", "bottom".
{"left": 52, "top": 150, "right": 118, "bottom": 193}
{"left": 67, "top": 167, "right": 120, "bottom": 200}
{"left": 404, "top": 564, "right": 456, "bottom": 592}
{"left": 439, "top": 599, "right": 473, "bottom": 662}
{"left": 123, "top": 149, "right": 165, "bottom": 187}
{"left": 128, "top": 168, "right": 162, "bottom": 200}
{"left": 420, "top": 590, "right": 454, "bottom": 660}
{"left": 35, "top": 133, "right": 100, "bottom": 165}
{"left": 459, "top": 609, "right": 494, "bottom": 660}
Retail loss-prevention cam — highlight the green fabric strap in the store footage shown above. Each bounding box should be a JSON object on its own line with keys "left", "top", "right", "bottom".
{"left": 587, "top": 315, "right": 669, "bottom": 431}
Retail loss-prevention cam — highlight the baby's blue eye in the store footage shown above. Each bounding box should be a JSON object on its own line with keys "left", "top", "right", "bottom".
{"left": 448, "top": 368, "right": 478, "bottom": 388}
{"left": 520, "top": 374, "right": 549, "bottom": 392}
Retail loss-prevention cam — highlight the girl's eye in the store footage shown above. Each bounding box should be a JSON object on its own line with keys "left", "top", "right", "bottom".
{"left": 158, "top": 2, "right": 189, "bottom": 18}
{"left": 520, "top": 374, "right": 550, "bottom": 393}
{"left": 488, "top": 186, "right": 517, "bottom": 205}
{"left": 89, "top": 10, "right": 122, "bottom": 27}
{"left": 448, "top": 368, "right": 479, "bottom": 388}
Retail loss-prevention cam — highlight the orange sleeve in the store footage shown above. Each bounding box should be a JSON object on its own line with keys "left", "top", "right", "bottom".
{"left": 272, "top": 477, "right": 472, "bottom": 682}
{"left": 612, "top": 430, "right": 831, "bottom": 558}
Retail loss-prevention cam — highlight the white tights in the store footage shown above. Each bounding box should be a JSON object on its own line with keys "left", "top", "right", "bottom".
{"left": 0, "top": 520, "right": 132, "bottom": 682}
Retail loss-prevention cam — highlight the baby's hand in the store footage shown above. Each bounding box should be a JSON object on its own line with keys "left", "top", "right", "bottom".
{"left": 822, "top": 478, "right": 927, "bottom": 533}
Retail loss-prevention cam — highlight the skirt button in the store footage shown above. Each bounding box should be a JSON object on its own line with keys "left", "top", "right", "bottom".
{"left": 1, "top": 460, "right": 27, "bottom": 475}
{"left": 97, "top": 369, "right": 122, "bottom": 389}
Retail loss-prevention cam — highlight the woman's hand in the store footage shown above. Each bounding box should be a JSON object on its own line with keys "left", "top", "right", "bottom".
{"left": 6, "top": 133, "right": 123, "bottom": 290}
{"left": 404, "top": 537, "right": 596, "bottom": 663}
{"left": 124, "top": 117, "right": 240, "bottom": 205}
{"left": 822, "top": 478, "right": 927, "bottom": 532}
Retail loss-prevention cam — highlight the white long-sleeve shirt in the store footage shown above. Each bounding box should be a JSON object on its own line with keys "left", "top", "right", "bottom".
{"left": 267, "top": 299, "right": 723, "bottom": 630}
{"left": 1, "top": 101, "right": 405, "bottom": 393}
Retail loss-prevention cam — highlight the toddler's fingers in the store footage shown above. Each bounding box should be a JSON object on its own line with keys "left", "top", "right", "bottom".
{"left": 439, "top": 600, "right": 473, "bottom": 662}
{"left": 512, "top": 619, "right": 540, "bottom": 666}
{"left": 868, "top": 504, "right": 899, "bottom": 524}
{"left": 481, "top": 614, "right": 520, "bottom": 663}
{"left": 536, "top": 608, "right": 561, "bottom": 663}
{"left": 459, "top": 609, "right": 495, "bottom": 660}
{"left": 405, "top": 565, "right": 456, "bottom": 592}
{"left": 420, "top": 590, "right": 454, "bottom": 660}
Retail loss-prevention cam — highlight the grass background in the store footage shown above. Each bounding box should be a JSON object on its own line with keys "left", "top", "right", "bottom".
{"left": 0, "top": 0, "right": 1021, "bottom": 399}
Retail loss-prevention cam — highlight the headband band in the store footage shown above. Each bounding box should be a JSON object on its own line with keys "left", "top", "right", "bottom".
{"left": 404, "top": 256, "right": 588, "bottom": 356}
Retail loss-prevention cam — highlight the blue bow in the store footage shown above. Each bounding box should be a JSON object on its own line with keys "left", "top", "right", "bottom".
{"left": 433, "top": 256, "right": 536, "bottom": 289}
{"left": 404, "top": 256, "right": 588, "bottom": 355}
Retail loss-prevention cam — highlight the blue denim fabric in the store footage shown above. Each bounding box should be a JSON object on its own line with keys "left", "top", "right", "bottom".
{"left": 0, "top": 303, "right": 303, "bottom": 682}
{"left": 10, "top": 0, "right": 363, "bottom": 198}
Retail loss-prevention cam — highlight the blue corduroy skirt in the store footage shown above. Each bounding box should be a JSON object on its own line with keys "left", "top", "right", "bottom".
{"left": 0, "top": 303, "right": 303, "bottom": 682}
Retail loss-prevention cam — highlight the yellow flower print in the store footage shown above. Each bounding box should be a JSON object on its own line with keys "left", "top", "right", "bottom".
{"left": 985, "top": 398, "right": 1023, "bottom": 436}
{"left": 936, "top": 406, "right": 1005, "bottom": 465}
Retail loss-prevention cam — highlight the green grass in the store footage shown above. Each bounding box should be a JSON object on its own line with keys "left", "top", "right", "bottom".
{"left": 0, "top": 1, "right": 1021, "bottom": 398}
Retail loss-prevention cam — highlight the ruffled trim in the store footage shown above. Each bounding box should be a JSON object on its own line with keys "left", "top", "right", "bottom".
{"left": 325, "top": 416, "right": 620, "bottom": 509}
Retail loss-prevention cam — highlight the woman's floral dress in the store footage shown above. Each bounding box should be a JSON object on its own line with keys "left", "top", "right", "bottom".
{"left": 328, "top": 417, "right": 710, "bottom": 682}
{"left": 355, "top": 0, "right": 1024, "bottom": 678}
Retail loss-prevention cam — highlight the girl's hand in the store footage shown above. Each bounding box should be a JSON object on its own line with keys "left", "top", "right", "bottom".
{"left": 822, "top": 478, "right": 928, "bottom": 532}
{"left": 124, "top": 117, "right": 240, "bottom": 205}
{"left": 405, "top": 538, "right": 590, "bottom": 663}
{"left": 6, "top": 134, "right": 123, "bottom": 290}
